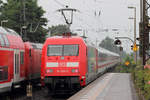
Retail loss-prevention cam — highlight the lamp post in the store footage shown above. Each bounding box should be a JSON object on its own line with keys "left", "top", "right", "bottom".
{"left": 128, "top": 6, "right": 137, "bottom": 64}
{"left": 115, "top": 36, "right": 136, "bottom": 64}
{"left": 1, "top": 20, "right": 8, "bottom": 27}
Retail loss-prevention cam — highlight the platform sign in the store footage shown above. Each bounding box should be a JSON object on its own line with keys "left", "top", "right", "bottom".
{"left": 125, "top": 61, "right": 130, "bottom": 66}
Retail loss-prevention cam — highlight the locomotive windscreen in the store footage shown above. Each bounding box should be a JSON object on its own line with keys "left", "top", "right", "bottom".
{"left": 47, "top": 45, "right": 79, "bottom": 56}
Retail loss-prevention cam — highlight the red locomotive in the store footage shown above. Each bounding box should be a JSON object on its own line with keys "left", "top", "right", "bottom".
{"left": 0, "top": 27, "right": 42, "bottom": 93}
{"left": 41, "top": 36, "right": 120, "bottom": 94}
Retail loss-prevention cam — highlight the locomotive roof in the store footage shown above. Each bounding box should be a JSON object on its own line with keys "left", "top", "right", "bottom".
{"left": 46, "top": 36, "right": 119, "bottom": 57}
{"left": 46, "top": 36, "right": 84, "bottom": 43}
{"left": 47, "top": 36, "right": 83, "bottom": 39}
{"left": 0, "top": 27, "right": 19, "bottom": 36}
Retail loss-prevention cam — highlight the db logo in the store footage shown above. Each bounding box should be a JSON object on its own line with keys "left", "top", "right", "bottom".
{"left": 59, "top": 62, "right": 66, "bottom": 67}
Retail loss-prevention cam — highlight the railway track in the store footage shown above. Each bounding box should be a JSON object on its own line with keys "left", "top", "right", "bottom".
{"left": 0, "top": 85, "right": 69, "bottom": 100}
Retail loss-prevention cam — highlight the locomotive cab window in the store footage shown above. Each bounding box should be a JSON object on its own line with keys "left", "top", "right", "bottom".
{"left": 47, "top": 45, "right": 79, "bottom": 56}
{"left": 64, "top": 45, "right": 79, "bottom": 56}
{"left": 47, "top": 45, "right": 63, "bottom": 56}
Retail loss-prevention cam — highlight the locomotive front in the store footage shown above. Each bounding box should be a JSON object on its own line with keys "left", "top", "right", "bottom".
{"left": 41, "top": 36, "right": 87, "bottom": 93}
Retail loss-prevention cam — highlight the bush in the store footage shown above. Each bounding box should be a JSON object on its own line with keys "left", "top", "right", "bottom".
{"left": 143, "top": 69, "right": 150, "bottom": 99}
{"left": 133, "top": 66, "right": 150, "bottom": 100}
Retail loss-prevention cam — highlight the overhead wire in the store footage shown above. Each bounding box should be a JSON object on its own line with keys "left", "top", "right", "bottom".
{"left": 52, "top": 0, "right": 104, "bottom": 35}
{"left": 53, "top": 0, "right": 66, "bottom": 7}
{"left": 74, "top": 0, "right": 104, "bottom": 32}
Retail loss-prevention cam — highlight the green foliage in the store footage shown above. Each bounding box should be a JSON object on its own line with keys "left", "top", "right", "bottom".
{"left": 143, "top": 69, "right": 150, "bottom": 99}
{"left": 0, "top": 0, "right": 48, "bottom": 42}
{"left": 48, "top": 24, "right": 70, "bottom": 36}
{"left": 114, "top": 54, "right": 136, "bottom": 73}
{"left": 129, "top": 59, "right": 150, "bottom": 100}
{"left": 133, "top": 67, "right": 150, "bottom": 100}
{"left": 99, "top": 37, "right": 118, "bottom": 52}
{"left": 0, "top": 0, "right": 3, "bottom": 8}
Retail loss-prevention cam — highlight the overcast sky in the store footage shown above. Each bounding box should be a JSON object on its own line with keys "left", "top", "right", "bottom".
{"left": 38, "top": 0, "right": 140, "bottom": 53}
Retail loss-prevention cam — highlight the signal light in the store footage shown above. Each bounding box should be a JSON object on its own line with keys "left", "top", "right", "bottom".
{"left": 114, "top": 39, "right": 121, "bottom": 45}
{"left": 147, "top": 23, "right": 150, "bottom": 29}
{"left": 136, "top": 37, "right": 140, "bottom": 41}
{"left": 131, "top": 45, "right": 133, "bottom": 50}
{"left": 119, "top": 46, "right": 123, "bottom": 51}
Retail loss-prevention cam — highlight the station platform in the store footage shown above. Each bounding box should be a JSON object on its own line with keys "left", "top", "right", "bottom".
{"left": 68, "top": 73, "right": 138, "bottom": 100}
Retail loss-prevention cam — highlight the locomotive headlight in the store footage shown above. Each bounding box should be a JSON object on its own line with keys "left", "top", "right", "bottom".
{"left": 81, "top": 76, "right": 85, "bottom": 79}
{"left": 41, "top": 76, "right": 44, "bottom": 79}
{"left": 67, "top": 62, "right": 79, "bottom": 67}
{"left": 72, "top": 69, "right": 75, "bottom": 73}
{"left": 47, "top": 69, "right": 53, "bottom": 73}
{"left": 71, "top": 69, "right": 79, "bottom": 73}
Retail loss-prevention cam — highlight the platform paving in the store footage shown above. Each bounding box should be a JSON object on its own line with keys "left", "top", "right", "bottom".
{"left": 68, "top": 73, "right": 138, "bottom": 100}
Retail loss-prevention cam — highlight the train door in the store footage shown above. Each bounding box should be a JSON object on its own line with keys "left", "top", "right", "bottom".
{"left": 13, "top": 49, "right": 20, "bottom": 83}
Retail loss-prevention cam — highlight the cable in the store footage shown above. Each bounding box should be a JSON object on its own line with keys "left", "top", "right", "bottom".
{"left": 53, "top": 0, "right": 65, "bottom": 7}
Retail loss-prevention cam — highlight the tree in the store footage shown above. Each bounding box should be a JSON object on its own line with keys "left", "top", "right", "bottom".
{"left": 0, "top": 0, "right": 3, "bottom": 7}
{"left": 48, "top": 24, "right": 71, "bottom": 36}
{"left": 99, "top": 37, "right": 119, "bottom": 53}
{"left": 0, "top": 0, "right": 3, "bottom": 14}
{"left": 99, "top": 36, "right": 127, "bottom": 58}
{"left": 0, "top": 0, "right": 48, "bottom": 43}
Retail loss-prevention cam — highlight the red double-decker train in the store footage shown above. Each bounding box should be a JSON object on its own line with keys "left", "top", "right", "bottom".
{"left": 41, "top": 36, "right": 120, "bottom": 94}
{"left": 0, "top": 27, "right": 42, "bottom": 93}
{"left": 24, "top": 42, "right": 42, "bottom": 83}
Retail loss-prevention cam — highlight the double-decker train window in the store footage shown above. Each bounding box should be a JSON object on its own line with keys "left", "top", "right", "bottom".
{"left": 20, "top": 52, "right": 24, "bottom": 65}
{"left": 15, "top": 54, "right": 19, "bottom": 74}
{"left": 47, "top": 45, "right": 79, "bottom": 56}
{"left": 3, "top": 35, "right": 10, "bottom": 47}
{"left": 4, "top": 28, "right": 18, "bottom": 36}
{"left": 0, "top": 34, "right": 5, "bottom": 46}
{"left": 0, "top": 66, "right": 8, "bottom": 82}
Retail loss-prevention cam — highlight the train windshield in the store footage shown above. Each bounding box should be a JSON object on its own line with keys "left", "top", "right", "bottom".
{"left": 47, "top": 45, "right": 79, "bottom": 56}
